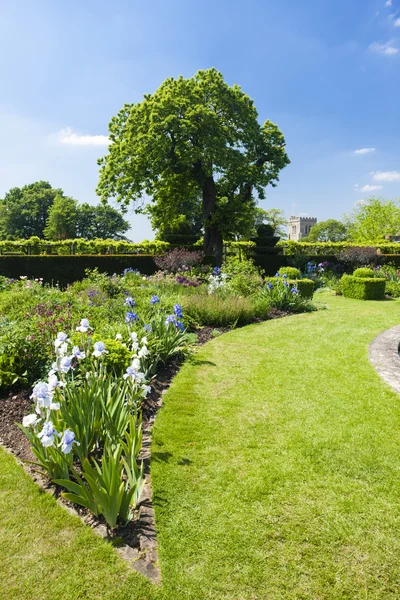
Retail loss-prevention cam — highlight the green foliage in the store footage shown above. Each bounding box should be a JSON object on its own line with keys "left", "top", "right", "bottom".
{"left": 294, "top": 278, "right": 315, "bottom": 299}
{"left": 377, "top": 264, "right": 400, "bottom": 297}
{"left": 182, "top": 294, "right": 258, "bottom": 327}
{"left": 0, "top": 181, "right": 63, "bottom": 239}
{"left": 278, "top": 266, "right": 301, "bottom": 279}
{"left": 303, "top": 219, "right": 347, "bottom": 242}
{"left": 101, "top": 338, "right": 131, "bottom": 376}
{"left": 353, "top": 267, "right": 375, "bottom": 278}
{"left": 56, "top": 443, "right": 144, "bottom": 528}
{"left": 77, "top": 203, "right": 130, "bottom": 240}
{"left": 340, "top": 275, "right": 386, "bottom": 300}
{"left": 44, "top": 195, "right": 79, "bottom": 240}
{"left": 97, "top": 68, "right": 289, "bottom": 261}
{"left": 345, "top": 197, "right": 400, "bottom": 242}
{"left": 261, "top": 279, "right": 316, "bottom": 311}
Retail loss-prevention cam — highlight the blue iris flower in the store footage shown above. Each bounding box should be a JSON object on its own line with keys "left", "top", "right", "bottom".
{"left": 151, "top": 295, "right": 160, "bottom": 305}
{"left": 174, "top": 304, "right": 184, "bottom": 319}
{"left": 125, "top": 312, "right": 139, "bottom": 323}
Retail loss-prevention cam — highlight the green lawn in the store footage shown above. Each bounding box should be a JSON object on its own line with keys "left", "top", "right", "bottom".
{"left": 3, "top": 293, "right": 400, "bottom": 599}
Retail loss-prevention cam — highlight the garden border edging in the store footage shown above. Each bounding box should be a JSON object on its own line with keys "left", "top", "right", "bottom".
{"left": 368, "top": 325, "right": 400, "bottom": 394}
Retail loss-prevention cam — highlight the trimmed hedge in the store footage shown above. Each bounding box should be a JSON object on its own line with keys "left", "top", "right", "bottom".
{"left": 278, "top": 266, "right": 301, "bottom": 279}
{"left": 341, "top": 275, "right": 386, "bottom": 300}
{"left": 353, "top": 268, "right": 375, "bottom": 278}
{"left": 0, "top": 255, "right": 158, "bottom": 287}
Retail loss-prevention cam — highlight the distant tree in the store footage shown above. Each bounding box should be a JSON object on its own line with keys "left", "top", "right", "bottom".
{"left": 77, "top": 203, "right": 130, "bottom": 240}
{"left": 44, "top": 195, "right": 79, "bottom": 240}
{"left": 262, "top": 208, "right": 288, "bottom": 238}
{"left": 0, "top": 181, "right": 63, "bottom": 239}
{"left": 303, "top": 219, "right": 347, "bottom": 242}
{"left": 97, "top": 68, "right": 290, "bottom": 264}
{"left": 345, "top": 197, "right": 400, "bottom": 242}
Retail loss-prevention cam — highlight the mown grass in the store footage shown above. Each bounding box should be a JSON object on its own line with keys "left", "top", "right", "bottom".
{"left": 151, "top": 293, "right": 400, "bottom": 599}
{"left": 2, "top": 292, "right": 400, "bottom": 599}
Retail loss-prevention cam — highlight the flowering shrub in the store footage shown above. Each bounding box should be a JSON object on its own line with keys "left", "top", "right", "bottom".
{"left": 154, "top": 248, "right": 205, "bottom": 273}
{"left": 259, "top": 277, "right": 317, "bottom": 313}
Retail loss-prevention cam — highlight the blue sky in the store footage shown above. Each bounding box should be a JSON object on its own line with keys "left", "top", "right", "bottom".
{"left": 1, "top": 0, "right": 400, "bottom": 240}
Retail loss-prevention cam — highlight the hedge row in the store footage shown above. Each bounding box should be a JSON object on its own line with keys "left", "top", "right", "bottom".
{"left": 0, "top": 255, "right": 158, "bottom": 287}
{"left": 0, "top": 238, "right": 171, "bottom": 256}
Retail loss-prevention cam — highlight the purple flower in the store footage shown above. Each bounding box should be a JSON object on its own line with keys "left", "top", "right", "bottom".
{"left": 213, "top": 267, "right": 221, "bottom": 276}
{"left": 275, "top": 272, "right": 280, "bottom": 277}
{"left": 93, "top": 341, "right": 107, "bottom": 357}
{"left": 267, "top": 282, "right": 273, "bottom": 290}
{"left": 151, "top": 295, "right": 160, "bottom": 305}
{"left": 38, "top": 421, "right": 60, "bottom": 447}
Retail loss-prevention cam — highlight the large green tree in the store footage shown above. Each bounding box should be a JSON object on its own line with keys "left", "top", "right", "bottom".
{"left": 76, "top": 203, "right": 130, "bottom": 240}
{"left": 97, "top": 68, "right": 290, "bottom": 264}
{"left": 44, "top": 195, "right": 79, "bottom": 240}
{"left": 303, "top": 219, "right": 347, "bottom": 242}
{"left": 345, "top": 197, "right": 400, "bottom": 242}
{"left": 0, "top": 181, "right": 63, "bottom": 239}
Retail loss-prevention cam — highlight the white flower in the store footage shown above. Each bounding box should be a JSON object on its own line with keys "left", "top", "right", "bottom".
{"left": 48, "top": 374, "right": 60, "bottom": 392}
{"left": 92, "top": 341, "right": 107, "bottom": 358}
{"left": 72, "top": 346, "right": 85, "bottom": 360}
{"left": 59, "top": 356, "right": 73, "bottom": 373}
{"left": 56, "top": 342, "right": 69, "bottom": 357}
{"left": 22, "top": 413, "right": 38, "bottom": 427}
{"left": 138, "top": 346, "right": 149, "bottom": 359}
{"left": 37, "top": 421, "right": 59, "bottom": 447}
{"left": 132, "top": 358, "right": 141, "bottom": 371}
{"left": 130, "top": 332, "right": 138, "bottom": 341}
{"left": 76, "top": 318, "right": 91, "bottom": 333}
{"left": 50, "top": 402, "right": 60, "bottom": 411}
{"left": 141, "top": 337, "right": 148, "bottom": 345}
{"left": 141, "top": 385, "right": 151, "bottom": 398}
{"left": 54, "top": 332, "right": 69, "bottom": 350}
{"left": 132, "top": 341, "right": 139, "bottom": 352}
{"left": 115, "top": 333, "right": 123, "bottom": 340}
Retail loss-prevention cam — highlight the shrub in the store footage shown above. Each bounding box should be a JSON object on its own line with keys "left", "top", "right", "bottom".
{"left": 154, "top": 248, "right": 204, "bottom": 273}
{"left": 338, "top": 247, "right": 378, "bottom": 271}
{"left": 278, "top": 266, "right": 301, "bottom": 279}
{"left": 340, "top": 275, "right": 386, "bottom": 300}
{"left": 353, "top": 267, "right": 375, "bottom": 278}
{"left": 182, "top": 294, "right": 257, "bottom": 327}
{"left": 259, "top": 280, "right": 317, "bottom": 313}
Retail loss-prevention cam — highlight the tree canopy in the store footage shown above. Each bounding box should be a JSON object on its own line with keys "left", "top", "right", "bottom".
{"left": 303, "top": 219, "right": 347, "bottom": 242}
{"left": 97, "top": 68, "right": 290, "bottom": 263}
{"left": 345, "top": 197, "right": 400, "bottom": 242}
{"left": 0, "top": 181, "right": 62, "bottom": 239}
{"left": 0, "top": 181, "right": 130, "bottom": 240}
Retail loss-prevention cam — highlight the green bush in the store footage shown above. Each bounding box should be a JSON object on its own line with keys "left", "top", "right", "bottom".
{"left": 182, "top": 293, "right": 258, "bottom": 327}
{"left": 278, "top": 267, "right": 301, "bottom": 279}
{"left": 341, "top": 275, "right": 386, "bottom": 300}
{"left": 353, "top": 268, "right": 375, "bottom": 278}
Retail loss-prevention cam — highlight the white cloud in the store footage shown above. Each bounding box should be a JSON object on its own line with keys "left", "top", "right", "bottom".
{"left": 386, "top": 0, "right": 393, "bottom": 6}
{"left": 354, "top": 147, "right": 376, "bottom": 154}
{"left": 58, "top": 127, "right": 109, "bottom": 146}
{"left": 394, "top": 17, "right": 400, "bottom": 26}
{"left": 372, "top": 170, "right": 400, "bottom": 181}
{"left": 360, "top": 184, "right": 383, "bottom": 192}
{"left": 369, "top": 41, "right": 399, "bottom": 55}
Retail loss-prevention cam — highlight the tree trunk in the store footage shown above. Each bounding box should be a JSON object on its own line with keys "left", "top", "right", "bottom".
{"left": 202, "top": 176, "right": 223, "bottom": 266}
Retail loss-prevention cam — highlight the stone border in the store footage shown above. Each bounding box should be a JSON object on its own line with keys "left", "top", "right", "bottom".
{"left": 369, "top": 325, "right": 400, "bottom": 394}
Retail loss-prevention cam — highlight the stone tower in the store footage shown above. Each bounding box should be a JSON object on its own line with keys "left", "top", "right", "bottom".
{"left": 288, "top": 216, "right": 317, "bottom": 241}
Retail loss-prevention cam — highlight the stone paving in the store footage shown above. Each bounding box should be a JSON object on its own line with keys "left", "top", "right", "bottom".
{"left": 369, "top": 325, "right": 400, "bottom": 394}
